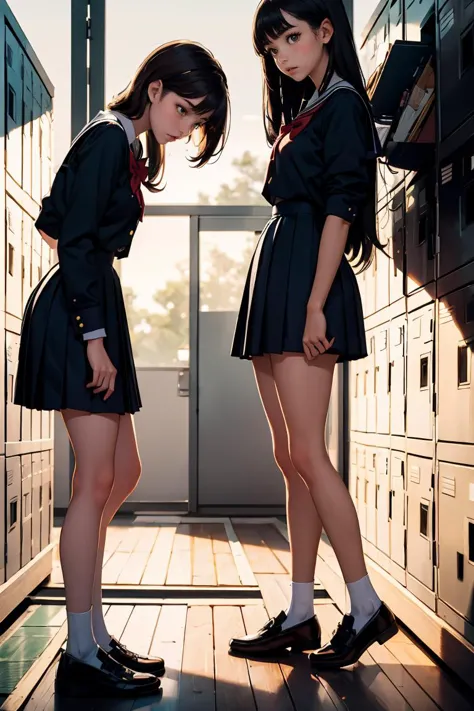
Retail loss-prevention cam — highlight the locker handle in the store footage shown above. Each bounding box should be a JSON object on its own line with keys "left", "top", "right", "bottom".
{"left": 389, "top": 490, "right": 393, "bottom": 520}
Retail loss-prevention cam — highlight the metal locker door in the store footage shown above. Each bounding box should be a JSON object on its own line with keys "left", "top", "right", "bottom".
{"left": 364, "top": 249, "right": 376, "bottom": 316}
{"left": 41, "top": 89, "right": 52, "bottom": 195}
{"left": 390, "top": 450, "right": 406, "bottom": 572}
{"left": 366, "top": 331, "right": 377, "bottom": 433}
{"left": 356, "top": 269, "right": 366, "bottom": 320}
{"left": 32, "top": 71, "right": 42, "bottom": 204}
{"left": 407, "top": 304, "right": 434, "bottom": 440}
{"left": 357, "top": 359, "right": 368, "bottom": 433}
{"left": 407, "top": 455, "right": 435, "bottom": 591}
{"left": 6, "top": 331, "right": 21, "bottom": 445}
{"left": 366, "top": 448, "right": 377, "bottom": 547}
{"left": 31, "top": 453, "right": 42, "bottom": 558}
{"left": 389, "top": 190, "right": 405, "bottom": 305}
{"left": 21, "top": 212, "right": 32, "bottom": 314}
{"left": 357, "top": 445, "right": 367, "bottom": 539}
{"left": 389, "top": 315, "right": 406, "bottom": 436}
{"left": 349, "top": 443, "right": 358, "bottom": 508}
{"left": 6, "top": 197, "right": 23, "bottom": 320}
{"left": 438, "top": 462, "right": 474, "bottom": 624}
{"left": 375, "top": 324, "right": 390, "bottom": 434}
{"left": 406, "top": 0, "right": 435, "bottom": 41}
{"left": 438, "top": 286, "right": 474, "bottom": 444}
{"left": 0, "top": 456, "right": 5, "bottom": 584}
{"left": 375, "top": 213, "right": 390, "bottom": 312}
{"left": 376, "top": 449, "right": 391, "bottom": 558}
{"left": 6, "top": 456, "right": 21, "bottom": 580}
{"left": 5, "top": 28, "right": 23, "bottom": 186}
{"left": 22, "top": 57, "right": 34, "bottom": 196}
{"left": 349, "top": 361, "right": 359, "bottom": 432}
{"left": 40, "top": 451, "right": 52, "bottom": 549}
{"left": 405, "top": 173, "right": 436, "bottom": 294}
{"left": 21, "top": 454, "right": 32, "bottom": 567}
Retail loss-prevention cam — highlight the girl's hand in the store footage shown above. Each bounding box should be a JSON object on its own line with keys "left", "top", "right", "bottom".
{"left": 303, "top": 306, "right": 335, "bottom": 361}
{"left": 86, "top": 339, "right": 117, "bottom": 401}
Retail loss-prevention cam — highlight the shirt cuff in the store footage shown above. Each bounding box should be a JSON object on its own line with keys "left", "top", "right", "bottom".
{"left": 325, "top": 196, "right": 358, "bottom": 223}
{"left": 83, "top": 328, "right": 107, "bottom": 340}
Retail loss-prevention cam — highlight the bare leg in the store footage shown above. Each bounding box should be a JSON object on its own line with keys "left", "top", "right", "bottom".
{"left": 60, "top": 410, "right": 119, "bottom": 665}
{"left": 271, "top": 353, "right": 381, "bottom": 632}
{"left": 92, "top": 414, "right": 142, "bottom": 648}
{"left": 253, "top": 356, "right": 322, "bottom": 628}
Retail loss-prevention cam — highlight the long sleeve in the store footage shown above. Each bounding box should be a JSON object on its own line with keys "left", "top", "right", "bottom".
{"left": 321, "top": 91, "right": 371, "bottom": 225}
{"left": 57, "top": 123, "right": 127, "bottom": 338}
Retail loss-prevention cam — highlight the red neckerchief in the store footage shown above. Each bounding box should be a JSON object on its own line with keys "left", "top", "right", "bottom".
{"left": 129, "top": 150, "right": 148, "bottom": 221}
{"left": 271, "top": 100, "right": 327, "bottom": 160}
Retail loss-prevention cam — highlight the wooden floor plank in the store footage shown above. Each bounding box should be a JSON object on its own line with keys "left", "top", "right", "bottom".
{"left": 210, "top": 524, "right": 241, "bottom": 587}
{"left": 257, "top": 524, "right": 292, "bottom": 574}
{"left": 191, "top": 524, "right": 217, "bottom": 587}
{"left": 104, "top": 604, "right": 134, "bottom": 640}
{"left": 141, "top": 525, "right": 177, "bottom": 586}
{"left": 178, "top": 606, "right": 215, "bottom": 711}
{"left": 116, "top": 527, "right": 142, "bottom": 553}
{"left": 233, "top": 524, "right": 286, "bottom": 575}
{"left": 384, "top": 630, "right": 474, "bottom": 711}
{"left": 102, "top": 551, "right": 131, "bottom": 585}
{"left": 134, "top": 527, "right": 160, "bottom": 553}
{"left": 119, "top": 605, "right": 161, "bottom": 657}
{"left": 166, "top": 525, "right": 192, "bottom": 586}
{"left": 240, "top": 605, "right": 294, "bottom": 711}
{"left": 144, "top": 605, "right": 187, "bottom": 710}
{"left": 214, "top": 606, "right": 256, "bottom": 711}
{"left": 117, "top": 551, "right": 150, "bottom": 585}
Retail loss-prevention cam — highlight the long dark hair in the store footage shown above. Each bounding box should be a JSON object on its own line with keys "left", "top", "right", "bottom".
{"left": 109, "top": 41, "right": 230, "bottom": 193}
{"left": 253, "top": 0, "right": 384, "bottom": 270}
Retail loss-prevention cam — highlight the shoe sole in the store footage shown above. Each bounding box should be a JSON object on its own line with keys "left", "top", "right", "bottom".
{"left": 310, "top": 623, "right": 399, "bottom": 670}
{"left": 230, "top": 635, "right": 322, "bottom": 656}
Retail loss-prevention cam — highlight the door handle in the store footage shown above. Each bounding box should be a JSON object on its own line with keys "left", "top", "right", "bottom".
{"left": 177, "top": 368, "right": 189, "bottom": 397}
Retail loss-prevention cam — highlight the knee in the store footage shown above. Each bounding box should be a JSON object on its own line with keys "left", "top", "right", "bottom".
{"left": 116, "top": 455, "right": 142, "bottom": 497}
{"left": 274, "top": 445, "right": 301, "bottom": 483}
{"left": 289, "top": 440, "right": 327, "bottom": 485}
{"left": 72, "top": 465, "right": 115, "bottom": 507}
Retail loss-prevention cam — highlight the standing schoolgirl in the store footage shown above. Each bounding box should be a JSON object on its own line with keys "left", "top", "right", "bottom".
{"left": 15, "top": 41, "right": 229, "bottom": 698}
{"left": 229, "top": 0, "right": 398, "bottom": 668}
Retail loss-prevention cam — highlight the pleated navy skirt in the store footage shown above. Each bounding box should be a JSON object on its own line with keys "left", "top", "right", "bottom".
{"left": 14, "top": 250, "right": 141, "bottom": 414}
{"left": 231, "top": 200, "right": 367, "bottom": 363}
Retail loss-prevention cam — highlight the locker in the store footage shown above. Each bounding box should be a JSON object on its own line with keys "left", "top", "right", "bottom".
{"left": 357, "top": 356, "right": 368, "bottom": 433}
{"left": 406, "top": 0, "right": 436, "bottom": 41}
{"left": 364, "top": 250, "right": 377, "bottom": 316}
{"left": 6, "top": 197, "right": 23, "bottom": 320}
{"left": 42, "top": 410, "right": 52, "bottom": 441}
{"left": 360, "top": 3, "right": 390, "bottom": 89}
{"left": 375, "top": 210, "right": 390, "bottom": 312}
{"left": 349, "top": 361, "right": 359, "bottom": 431}
{"left": 32, "top": 71, "right": 42, "bottom": 204}
{"left": 357, "top": 445, "right": 367, "bottom": 539}
{"left": 439, "top": 0, "right": 474, "bottom": 140}
{"left": 375, "top": 324, "right": 390, "bottom": 435}
{"left": 21, "top": 454, "right": 32, "bottom": 567}
{"left": 40, "top": 450, "right": 52, "bottom": 549}
{"left": 22, "top": 57, "right": 34, "bottom": 195}
{"left": 376, "top": 448, "right": 391, "bottom": 558}
{"left": 6, "top": 456, "right": 21, "bottom": 580}
{"left": 355, "top": 268, "right": 366, "bottom": 318}
{"left": 6, "top": 331, "right": 21, "bottom": 444}
{"left": 32, "top": 225, "right": 42, "bottom": 291}
{"left": 389, "top": 314, "right": 406, "bottom": 436}
{"left": 41, "top": 89, "right": 53, "bottom": 195}
{"left": 365, "top": 448, "right": 377, "bottom": 548}
{"left": 438, "top": 462, "right": 474, "bottom": 624}
{"left": 389, "top": 0, "right": 404, "bottom": 42}
{"left": 31, "top": 453, "right": 42, "bottom": 558}
{"left": 5, "top": 28, "right": 23, "bottom": 185}
{"left": 390, "top": 450, "right": 406, "bottom": 571}
{"left": 438, "top": 286, "right": 474, "bottom": 444}
{"left": 366, "top": 330, "right": 377, "bottom": 433}
{"left": 22, "top": 212, "right": 32, "bottom": 312}
{"left": 438, "top": 130, "right": 474, "bottom": 278}
{"left": 0, "top": 456, "right": 5, "bottom": 584}
{"left": 389, "top": 189, "right": 405, "bottom": 305}
{"left": 407, "top": 304, "right": 434, "bottom": 440}
{"left": 405, "top": 172, "right": 436, "bottom": 294}
{"left": 349, "top": 442, "right": 358, "bottom": 507}
{"left": 21, "top": 406, "right": 32, "bottom": 442}
{"left": 407, "top": 455, "right": 435, "bottom": 591}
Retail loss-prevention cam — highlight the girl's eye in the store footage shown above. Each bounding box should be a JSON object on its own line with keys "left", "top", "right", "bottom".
{"left": 269, "top": 47, "right": 278, "bottom": 56}
{"left": 288, "top": 32, "right": 301, "bottom": 44}
{"left": 177, "top": 105, "right": 187, "bottom": 116}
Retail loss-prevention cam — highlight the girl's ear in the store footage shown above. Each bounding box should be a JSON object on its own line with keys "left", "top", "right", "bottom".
{"left": 148, "top": 80, "right": 163, "bottom": 103}
{"left": 319, "top": 18, "right": 334, "bottom": 44}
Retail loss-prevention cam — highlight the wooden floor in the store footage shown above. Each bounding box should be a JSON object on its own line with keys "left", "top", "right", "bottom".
{"left": 12, "top": 519, "right": 474, "bottom": 711}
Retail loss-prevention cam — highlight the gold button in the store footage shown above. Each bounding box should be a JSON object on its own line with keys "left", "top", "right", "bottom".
{"left": 129, "top": 230, "right": 134, "bottom": 236}
{"left": 79, "top": 323, "right": 84, "bottom": 328}
{"left": 76, "top": 316, "right": 81, "bottom": 321}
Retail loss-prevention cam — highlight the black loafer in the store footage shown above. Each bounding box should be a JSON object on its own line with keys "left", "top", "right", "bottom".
{"left": 107, "top": 636, "right": 165, "bottom": 676}
{"left": 309, "top": 602, "right": 398, "bottom": 669}
{"left": 54, "top": 648, "right": 161, "bottom": 698}
{"left": 229, "top": 610, "right": 321, "bottom": 656}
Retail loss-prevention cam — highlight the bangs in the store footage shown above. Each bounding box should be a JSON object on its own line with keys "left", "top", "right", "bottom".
{"left": 253, "top": 4, "right": 295, "bottom": 56}
{"left": 171, "top": 69, "right": 227, "bottom": 119}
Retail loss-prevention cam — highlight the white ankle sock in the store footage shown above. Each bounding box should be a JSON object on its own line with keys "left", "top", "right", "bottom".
{"left": 282, "top": 581, "right": 314, "bottom": 630}
{"left": 92, "top": 604, "right": 113, "bottom": 650}
{"left": 347, "top": 575, "right": 382, "bottom": 634}
{"left": 66, "top": 608, "right": 102, "bottom": 670}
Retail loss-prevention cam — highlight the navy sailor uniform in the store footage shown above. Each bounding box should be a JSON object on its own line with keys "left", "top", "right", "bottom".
{"left": 14, "top": 110, "right": 144, "bottom": 414}
{"left": 231, "top": 77, "right": 378, "bottom": 363}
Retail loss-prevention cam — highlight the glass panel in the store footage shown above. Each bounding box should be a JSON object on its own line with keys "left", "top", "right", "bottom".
{"left": 119, "top": 216, "right": 190, "bottom": 367}
{"left": 199, "top": 231, "right": 258, "bottom": 312}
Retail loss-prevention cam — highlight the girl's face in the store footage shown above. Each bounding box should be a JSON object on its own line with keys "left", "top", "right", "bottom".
{"left": 264, "top": 10, "right": 333, "bottom": 84}
{"left": 147, "top": 81, "right": 212, "bottom": 145}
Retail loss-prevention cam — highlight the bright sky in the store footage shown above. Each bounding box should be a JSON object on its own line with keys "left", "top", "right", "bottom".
{"left": 7, "top": 0, "right": 382, "bottom": 316}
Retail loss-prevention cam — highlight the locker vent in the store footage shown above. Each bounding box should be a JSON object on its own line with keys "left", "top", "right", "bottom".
{"left": 9, "top": 500, "right": 18, "bottom": 527}
{"left": 6, "top": 43, "right": 13, "bottom": 67}
{"left": 469, "top": 521, "right": 474, "bottom": 563}
{"left": 441, "top": 475, "right": 456, "bottom": 497}
{"left": 7, "top": 469, "right": 13, "bottom": 486}
{"left": 410, "top": 466, "right": 421, "bottom": 484}
{"left": 8, "top": 84, "right": 16, "bottom": 122}
{"left": 457, "top": 552, "right": 464, "bottom": 581}
{"left": 420, "top": 503, "right": 429, "bottom": 537}
{"left": 440, "top": 8, "right": 455, "bottom": 39}
{"left": 461, "top": 24, "right": 474, "bottom": 74}
{"left": 458, "top": 344, "right": 469, "bottom": 385}
{"left": 441, "top": 163, "right": 453, "bottom": 184}
{"left": 420, "top": 356, "right": 429, "bottom": 389}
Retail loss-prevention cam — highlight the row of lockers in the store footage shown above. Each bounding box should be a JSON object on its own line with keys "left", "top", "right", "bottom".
{"left": 0, "top": 452, "right": 53, "bottom": 585}
{"left": 5, "top": 24, "right": 53, "bottom": 202}
{"left": 362, "top": 0, "right": 474, "bottom": 145}
{"left": 349, "top": 442, "right": 474, "bottom": 642}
